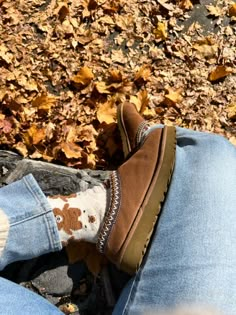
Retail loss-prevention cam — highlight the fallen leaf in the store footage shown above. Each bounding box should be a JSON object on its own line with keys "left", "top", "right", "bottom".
{"left": 13, "top": 142, "right": 28, "bottom": 157}
{"left": 109, "top": 69, "right": 123, "bottom": 83}
{"left": 56, "top": 2, "right": 69, "bottom": 22}
{"left": 0, "top": 43, "right": 13, "bottom": 64}
{"left": 71, "top": 66, "right": 94, "bottom": 86}
{"left": 138, "top": 90, "right": 149, "bottom": 114}
{"left": 153, "top": 22, "right": 168, "bottom": 41}
{"left": 0, "top": 119, "right": 12, "bottom": 133}
{"left": 77, "top": 124, "right": 97, "bottom": 143}
{"left": 206, "top": 5, "right": 223, "bottom": 17}
{"left": 157, "top": 0, "right": 175, "bottom": 11}
{"left": 24, "top": 125, "right": 46, "bottom": 145}
{"left": 95, "top": 81, "right": 111, "bottom": 94}
{"left": 192, "top": 37, "right": 218, "bottom": 59}
{"left": 228, "top": 3, "right": 236, "bottom": 17}
{"left": 0, "top": 89, "right": 7, "bottom": 102}
{"left": 32, "top": 94, "right": 57, "bottom": 111}
{"left": 134, "top": 65, "right": 152, "bottom": 85}
{"left": 130, "top": 90, "right": 155, "bottom": 118}
{"left": 66, "top": 242, "right": 107, "bottom": 276}
{"left": 97, "top": 100, "right": 116, "bottom": 124}
{"left": 59, "top": 303, "right": 79, "bottom": 315}
{"left": 60, "top": 142, "right": 82, "bottom": 159}
{"left": 111, "top": 49, "right": 127, "bottom": 64}
{"left": 229, "top": 136, "right": 236, "bottom": 146}
{"left": 227, "top": 102, "right": 236, "bottom": 120}
{"left": 208, "top": 65, "right": 232, "bottom": 81}
{"left": 17, "top": 75, "right": 38, "bottom": 91}
{"left": 164, "top": 87, "right": 183, "bottom": 106}
{"left": 178, "top": 0, "right": 193, "bottom": 10}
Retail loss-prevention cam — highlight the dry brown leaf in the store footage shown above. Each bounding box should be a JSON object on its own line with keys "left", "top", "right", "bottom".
{"left": 130, "top": 90, "right": 155, "bottom": 118}
{"left": 0, "top": 89, "right": 7, "bottom": 102}
{"left": 229, "top": 136, "right": 236, "bottom": 146}
{"left": 60, "top": 142, "right": 82, "bottom": 159}
{"left": 97, "top": 100, "right": 116, "bottom": 124}
{"left": 95, "top": 81, "right": 111, "bottom": 94}
{"left": 102, "top": 1, "right": 121, "bottom": 14}
{"left": 0, "top": 43, "right": 13, "bottom": 64}
{"left": 111, "top": 49, "right": 127, "bottom": 64}
{"left": 66, "top": 242, "right": 107, "bottom": 276}
{"left": 17, "top": 76, "right": 38, "bottom": 91}
{"left": 77, "top": 124, "right": 97, "bottom": 143}
{"left": 178, "top": 0, "right": 193, "bottom": 10}
{"left": 206, "top": 5, "right": 223, "bottom": 17}
{"left": 153, "top": 22, "right": 168, "bottom": 41}
{"left": 0, "top": 119, "right": 12, "bottom": 133}
{"left": 192, "top": 37, "right": 218, "bottom": 59}
{"left": 227, "top": 102, "right": 236, "bottom": 120}
{"left": 208, "top": 65, "right": 232, "bottom": 81}
{"left": 13, "top": 142, "right": 28, "bottom": 157}
{"left": 25, "top": 125, "right": 46, "bottom": 145}
{"left": 109, "top": 69, "right": 123, "bottom": 83}
{"left": 32, "top": 94, "right": 57, "bottom": 111}
{"left": 56, "top": 2, "right": 69, "bottom": 22}
{"left": 59, "top": 303, "right": 78, "bottom": 315}
{"left": 164, "top": 88, "right": 183, "bottom": 106}
{"left": 228, "top": 3, "right": 236, "bottom": 17}
{"left": 134, "top": 66, "right": 152, "bottom": 84}
{"left": 86, "top": 153, "right": 97, "bottom": 168}
{"left": 157, "top": 0, "right": 175, "bottom": 11}
{"left": 71, "top": 66, "right": 94, "bottom": 86}
{"left": 138, "top": 90, "right": 149, "bottom": 114}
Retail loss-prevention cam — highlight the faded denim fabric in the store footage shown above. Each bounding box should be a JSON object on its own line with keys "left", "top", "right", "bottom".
{"left": 0, "top": 174, "right": 62, "bottom": 270}
{"left": 0, "top": 173, "right": 63, "bottom": 313}
{"left": 114, "top": 127, "right": 236, "bottom": 315}
{"left": 0, "top": 277, "right": 62, "bottom": 314}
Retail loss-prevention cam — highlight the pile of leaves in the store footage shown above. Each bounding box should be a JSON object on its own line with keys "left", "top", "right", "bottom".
{"left": 0, "top": 0, "right": 235, "bottom": 169}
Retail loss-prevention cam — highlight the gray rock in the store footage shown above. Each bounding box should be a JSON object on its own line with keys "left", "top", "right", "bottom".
{"left": 31, "top": 265, "right": 73, "bottom": 296}
{"left": 181, "top": 0, "right": 231, "bottom": 35}
{"left": 0, "top": 151, "right": 110, "bottom": 196}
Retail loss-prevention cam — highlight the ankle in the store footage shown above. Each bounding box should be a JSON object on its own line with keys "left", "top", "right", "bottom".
{"left": 47, "top": 184, "right": 108, "bottom": 245}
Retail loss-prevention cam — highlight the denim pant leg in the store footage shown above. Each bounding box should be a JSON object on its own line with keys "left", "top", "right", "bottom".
{"left": 0, "top": 174, "right": 63, "bottom": 314}
{"left": 114, "top": 127, "right": 236, "bottom": 315}
{"left": 0, "top": 174, "right": 62, "bottom": 270}
{"left": 0, "top": 277, "right": 62, "bottom": 314}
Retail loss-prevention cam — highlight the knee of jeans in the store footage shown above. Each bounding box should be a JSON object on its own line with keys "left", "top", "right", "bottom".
{"left": 204, "top": 133, "right": 236, "bottom": 172}
{"left": 208, "top": 133, "right": 235, "bottom": 154}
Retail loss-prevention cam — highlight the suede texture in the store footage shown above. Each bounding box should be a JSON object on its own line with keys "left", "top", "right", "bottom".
{"left": 119, "top": 102, "right": 145, "bottom": 153}
{"left": 105, "top": 128, "right": 163, "bottom": 261}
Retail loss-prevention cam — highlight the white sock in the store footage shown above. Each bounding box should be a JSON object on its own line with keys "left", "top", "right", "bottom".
{"left": 47, "top": 184, "right": 107, "bottom": 245}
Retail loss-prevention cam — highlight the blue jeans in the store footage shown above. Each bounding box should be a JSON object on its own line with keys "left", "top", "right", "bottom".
{"left": 113, "top": 127, "right": 236, "bottom": 315}
{"left": 0, "top": 127, "right": 235, "bottom": 314}
{"left": 0, "top": 174, "right": 63, "bottom": 314}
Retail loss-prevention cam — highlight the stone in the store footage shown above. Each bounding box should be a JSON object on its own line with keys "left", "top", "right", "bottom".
{"left": 31, "top": 265, "right": 73, "bottom": 296}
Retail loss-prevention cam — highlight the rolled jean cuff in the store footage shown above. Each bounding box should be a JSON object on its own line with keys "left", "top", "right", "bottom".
{"left": 0, "top": 174, "right": 62, "bottom": 270}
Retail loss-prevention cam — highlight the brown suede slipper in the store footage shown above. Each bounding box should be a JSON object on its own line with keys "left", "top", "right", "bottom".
{"left": 97, "top": 126, "right": 176, "bottom": 274}
{"left": 117, "top": 102, "right": 149, "bottom": 158}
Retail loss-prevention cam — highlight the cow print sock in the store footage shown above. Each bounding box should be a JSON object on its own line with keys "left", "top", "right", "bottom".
{"left": 47, "top": 184, "right": 107, "bottom": 246}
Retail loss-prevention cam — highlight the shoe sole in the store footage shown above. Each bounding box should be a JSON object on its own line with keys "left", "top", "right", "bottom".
{"left": 118, "top": 126, "right": 176, "bottom": 274}
{"left": 117, "top": 103, "right": 132, "bottom": 158}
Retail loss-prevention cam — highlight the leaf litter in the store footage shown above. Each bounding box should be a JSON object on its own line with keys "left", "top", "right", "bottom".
{"left": 0, "top": 0, "right": 235, "bottom": 169}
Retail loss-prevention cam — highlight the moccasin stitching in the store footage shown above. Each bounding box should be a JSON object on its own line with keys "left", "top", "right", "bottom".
{"left": 135, "top": 121, "right": 149, "bottom": 147}
{"left": 96, "top": 171, "right": 121, "bottom": 253}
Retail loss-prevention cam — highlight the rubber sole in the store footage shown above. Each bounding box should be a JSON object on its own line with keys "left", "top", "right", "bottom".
{"left": 118, "top": 126, "right": 176, "bottom": 274}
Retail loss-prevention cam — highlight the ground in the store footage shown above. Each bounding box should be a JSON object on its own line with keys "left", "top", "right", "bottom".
{"left": 0, "top": 0, "right": 236, "bottom": 314}
{"left": 0, "top": 0, "right": 235, "bottom": 170}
